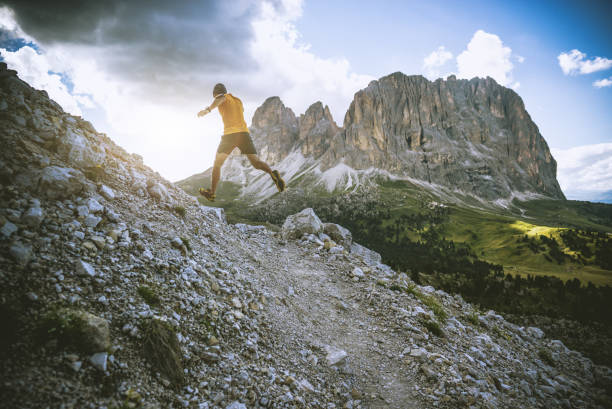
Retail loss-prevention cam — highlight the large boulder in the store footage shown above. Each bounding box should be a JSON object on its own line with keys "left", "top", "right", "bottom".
{"left": 40, "top": 309, "right": 110, "bottom": 353}
{"left": 147, "top": 181, "right": 170, "bottom": 202}
{"left": 37, "top": 166, "right": 86, "bottom": 199}
{"left": 282, "top": 208, "right": 323, "bottom": 239}
{"left": 143, "top": 318, "right": 184, "bottom": 385}
{"left": 57, "top": 128, "right": 106, "bottom": 169}
{"left": 323, "top": 222, "right": 352, "bottom": 248}
{"left": 200, "top": 205, "right": 227, "bottom": 224}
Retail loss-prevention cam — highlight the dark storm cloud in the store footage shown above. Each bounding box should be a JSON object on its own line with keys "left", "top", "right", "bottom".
{"left": 1, "top": 0, "right": 264, "bottom": 102}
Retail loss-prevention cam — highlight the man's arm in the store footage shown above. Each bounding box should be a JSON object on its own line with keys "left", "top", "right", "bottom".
{"left": 197, "top": 95, "right": 226, "bottom": 117}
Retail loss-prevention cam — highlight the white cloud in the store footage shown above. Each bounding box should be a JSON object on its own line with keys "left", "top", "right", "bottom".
{"left": 558, "top": 49, "right": 612, "bottom": 75}
{"left": 0, "top": 1, "right": 374, "bottom": 181}
{"left": 423, "top": 46, "right": 453, "bottom": 80}
{"left": 456, "top": 30, "right": 515, "bottom": 86}
{"left": 421, "top": 31, "right": 521, "bottom": 87}
{"left": 0, "top": 46, "right": 85, "bottom": 115}
{"left": 593, "top": 77, "right": 612, "bottom": 88}
{"left": 248, "top": 1, "right": 373, "bottom": 124}
{"left": 552, "top": 143, "right": 612, "bottom": 197}
{"left": 0, "top": 6, "right": 33, "bottom": 42}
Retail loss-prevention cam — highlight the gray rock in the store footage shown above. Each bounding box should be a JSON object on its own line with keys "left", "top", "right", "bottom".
{"left": 99, "top": 184, "right": 115, "bottom": 200}
{"left": 22, "top": 205, "right": 44, "bottom": 227}
{"left": 83, "top": 214, "right": 102, "bottom": 228}
{"left": 1, "top": 220, "right": 18, "bottom": 238}
{"left": 235, "top": 223, "right": 266, "bottom": 234}
{"left": 11, "top": 113, "right": 26, "bottom": 127}
{"left": 350, "top": 242, "right": 382, "bottom": 266}
{"left": 520, "top": 380, "right": 532, "bottom": 396}
{"left": 89, "top": 352, "right": 108, "bottom": 371}
{"left": 171, "top": 237, "right": 184, "bottom": 249}
{"left": 282, "top": 208, "right": 323, "bottom": 240}
{"left": 351, "top": 267, "right": 365, "bottom": 278}
{"left": 76, "top": 259, "right": 96, "bottom": 277}
{"left": 89, "top": 236, "right": 106, "bottom": 249}
{"left": 86, "top": 198, "right": 104, "bottom": 213}
{"left": 323, "top": 222, "right": 352, "bottom": 248}
{"left": 325, "top": 346, "right": 347, "bottom": 366}
{"left": 9, "top": 241, "right": 32, "bottom": 265}
{"left": 38, "top": 166, "right": 85, "bottom": 199}
{"left": 76, "top": 205, "right": 89, "bottom": 218}
{"left": 410, "top": 347, "right": 429, "bottom": 362}
{"left": 527, "top": 327, "right": 544, "bottom": 339}
{"left": 225, "top": 402, "right": 247, "bottom": 409}
{"left": 57, "top": 128, "right": 105, "bottom": 168}
{"left": 130, "top": 169, "right": 147, "bottom": 191}
{"left": 420, "top": 364, "right": 438, "bottom": 380}
{"left": 329, "top": 245, "right": 344, "bottom": 254}
{"left": 105, "top": 208, "right": 120, "bottom": 222}
{"left": 49, "top": 309, "right": 110, "bottom": 353}
{"left": 147, "top": 182, "right": 169, "bottom": 201}
{"left": 200, "top": 205, "right": 227, "bottom": 224}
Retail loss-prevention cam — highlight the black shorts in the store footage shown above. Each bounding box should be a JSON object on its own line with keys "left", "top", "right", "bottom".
{"left": 216, "top": 132, "right": 257, "bottom": 155}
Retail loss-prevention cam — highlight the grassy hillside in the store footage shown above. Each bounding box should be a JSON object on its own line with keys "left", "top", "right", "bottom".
{"left": 177, "top": 173, "right": 612, "bottom": 286}
{"left": 374, "top": 180, "right": 612, "bottom": 286}
{"left": 441, "top": 205, "right": 612, "bottom": 286}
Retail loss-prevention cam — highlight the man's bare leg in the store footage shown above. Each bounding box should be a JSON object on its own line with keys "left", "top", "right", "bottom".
{"left": 248, "top": 154, "right": 285, "bottom": 192}
{"left": 211, "top": 152, "right": 229, "bottom": 194}
{"left": 246, "top": 154, "right": 273, "bottom": 175}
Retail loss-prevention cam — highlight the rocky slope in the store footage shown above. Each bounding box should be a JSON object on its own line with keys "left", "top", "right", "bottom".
{"left": 183, "top": 72, "right": 564, "bottom": 204}
{"left": 1, "top": 63, "right": 610, "bottom": 409}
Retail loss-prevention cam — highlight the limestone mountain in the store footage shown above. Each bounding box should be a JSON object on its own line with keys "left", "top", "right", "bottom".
{"left": 181, "top": 72, "right": 564, "bottom": 203}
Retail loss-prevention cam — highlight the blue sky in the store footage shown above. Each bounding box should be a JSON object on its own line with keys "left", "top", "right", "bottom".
{"left": 295, "top": 0, "right": 612, "bottom": 148}
{"left": 0, "top": 0, "right": 610, "bottom": 201}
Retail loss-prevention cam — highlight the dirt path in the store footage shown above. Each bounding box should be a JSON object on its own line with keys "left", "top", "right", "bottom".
{"left": 247, "top": 240, "right": 422, "bottom": 408}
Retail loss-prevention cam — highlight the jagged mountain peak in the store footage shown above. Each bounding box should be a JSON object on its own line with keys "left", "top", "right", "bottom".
{"left": 234, "top": 71, "right": 564, "bottom": 202}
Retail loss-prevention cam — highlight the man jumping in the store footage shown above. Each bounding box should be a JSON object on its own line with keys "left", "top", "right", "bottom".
{"left": 197, "top": 83, "right": 285, "bottom": 201}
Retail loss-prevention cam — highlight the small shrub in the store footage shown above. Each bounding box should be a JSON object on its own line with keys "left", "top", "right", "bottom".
{"left": 492, "top": 325, "right": 512, "bottom": 341}
{"left": 180, "top": 237, "right": 191, "bottom": 251}
{"left": 467, "top": 311, "right": 480, "bottom": 326}
{"left": 405, "top": 284, "right": 419, "bottom": 297}
{"left": 137, "top": 285, "right": 160, "bottom": 307}
{"left": 538, "top": 348, "right": 555, "bottom": 366}
{"left": 389, "top": 284, "right": 403, "bottom": 292}
{"left": 173, "top": 206, "right": 186, "bottom": 218}
{"left": 422, "top": 319, "right": 444, "bottom": 337}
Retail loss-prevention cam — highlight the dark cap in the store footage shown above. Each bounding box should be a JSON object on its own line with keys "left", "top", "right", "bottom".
{"left": 213, "top": 83, "right": 227, "bottom": 97}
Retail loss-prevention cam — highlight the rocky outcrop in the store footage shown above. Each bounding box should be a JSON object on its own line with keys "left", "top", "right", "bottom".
{"left": 298, "top": 102, "right": 340, "bottom": 158}
{"left": 250, "top": 96, "right": 299, "bottom": 165}
{"left": 281, "top": 207, "right": 324, "bottom": 239}
{"left": 245, "top": 73, "right": 564, "bottom": 201}
{"left": 250, "top": 97, "right": 340, "bottom": 166}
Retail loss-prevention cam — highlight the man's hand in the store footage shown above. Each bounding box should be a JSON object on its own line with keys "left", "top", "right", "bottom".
{"left": 197, "top": 107, "right": 210, "bottom": 117}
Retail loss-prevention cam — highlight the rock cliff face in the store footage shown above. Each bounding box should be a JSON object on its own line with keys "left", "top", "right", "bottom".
{"left": 1, "top": 63, "right": 611, "bottom": 409}
{"left": 246, "top": 72, "right": 564, "bottom": 201}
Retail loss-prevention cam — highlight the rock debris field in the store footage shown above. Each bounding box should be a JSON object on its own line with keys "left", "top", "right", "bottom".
{"left": 0, "top": 63, "right": 611, "bottom": 409}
